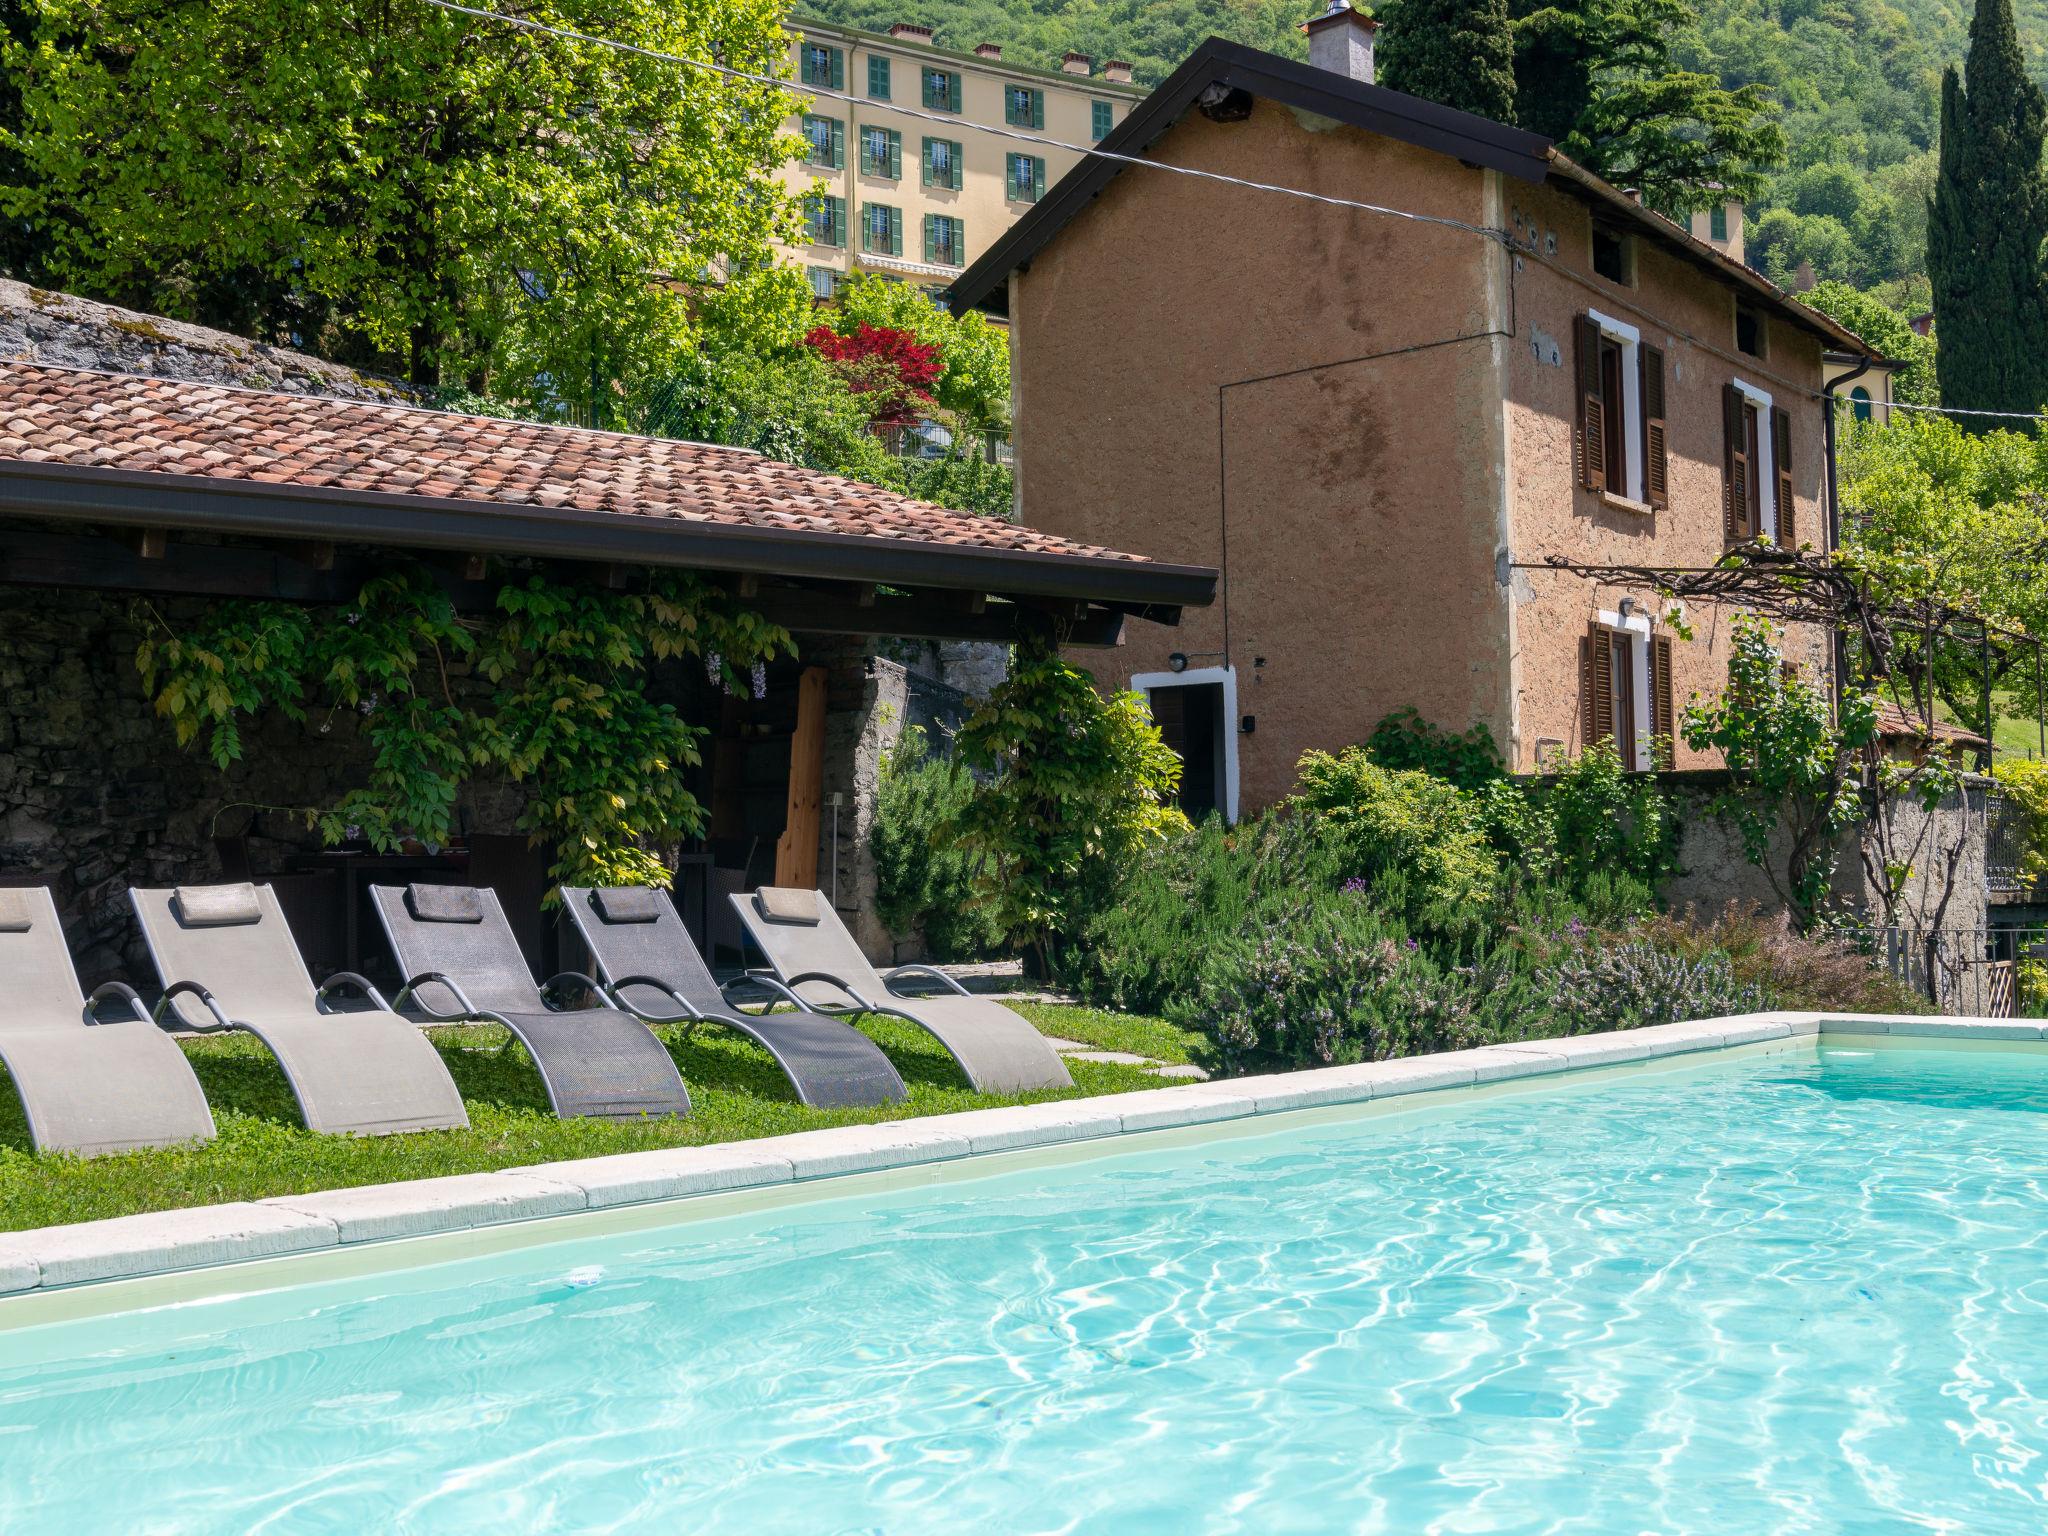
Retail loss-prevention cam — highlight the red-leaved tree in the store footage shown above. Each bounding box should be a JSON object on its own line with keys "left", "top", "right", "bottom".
{"left": 805, "top": 322, "right": 940, "bottom": 433}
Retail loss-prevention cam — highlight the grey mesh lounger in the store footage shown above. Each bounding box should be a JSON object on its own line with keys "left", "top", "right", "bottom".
{"left": 370, "top": 883, "right": 690, "bottom": 1121}
{"left": 131, "top": 882, "right": 469, "bottom": 1137}
{"left": 732, "top": 886, "right": 1073, "bottom": 1095}
{"left": 0, "top": 887, "right": 216, "bottom": 1155}
{"left": 561, "top": 885, "right": 906, "bottom": 1110}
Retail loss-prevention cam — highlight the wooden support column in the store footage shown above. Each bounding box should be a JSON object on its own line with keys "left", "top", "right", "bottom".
{"left": 774, "top": 665, "right": 829, "bottom": 889}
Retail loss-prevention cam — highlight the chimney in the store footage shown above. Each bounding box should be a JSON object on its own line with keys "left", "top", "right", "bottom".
{"left": 1104, "top": 59, "right": 1133, "bottom": 83}
{"left": 1061, "top": 51, "right": 1093, "bottom": 76}
{"left": 888, "top": 22, "right": 933, "bottom": 43}
{"left": 974, "top": 41, "right": 1002, "bottom": 59}
{"left": 1301, "top": 0, "right": 1378, "bottom": 85}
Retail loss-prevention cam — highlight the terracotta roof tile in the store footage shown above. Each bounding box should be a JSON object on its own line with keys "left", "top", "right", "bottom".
{"left": 0, "top": 364, "right": 1145, "bottom": 565}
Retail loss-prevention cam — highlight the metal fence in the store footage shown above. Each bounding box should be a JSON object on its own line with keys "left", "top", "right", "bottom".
{"left": 1985, "top": 793, "right": 2032, "bottom": 896}
{"left": 1878, "top": 924, "right": 2044, "bottom": 1017}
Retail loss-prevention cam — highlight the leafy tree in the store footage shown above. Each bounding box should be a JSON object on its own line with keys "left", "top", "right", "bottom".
{"left": 1800, "top": 281, "right": 1939, "bottom": 406}
{"left": 1378, "top": 0, "right": 1518, "bottom": 124}
{"left": 805, "top": 322, "right": 942, "bottom": 432}
{"left": 950, "top": 641, "right": 1188, "bottom": 973}
{"left": 2, "top": 0, "right": 795, "bottom": 414}
{"left": 1510, "top": 0, "right": 1784, "bottom": 207}
{"left": 826, "top": 273, "right": 1012, "bottom": 431}
{"left": 1927, "top": 0, "right": 2048, "bottom": 422}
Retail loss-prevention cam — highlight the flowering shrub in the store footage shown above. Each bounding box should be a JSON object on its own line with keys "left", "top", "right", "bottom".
{"left": 804, "top": 322, "right": 940, "bottom": 432}
{"left": 1543, "top": 941, "right": 1770, "bottom": 1032}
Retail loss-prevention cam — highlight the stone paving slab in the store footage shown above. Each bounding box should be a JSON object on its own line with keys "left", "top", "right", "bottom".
{"left": 264, "top": 1172, "right": 588, "bottom": 1244}
{"left": 512, "top": 1145, "right": 798, "bottom": 1211}
{"left": 17, "top": 1203, "right": 339, "bottom": 1290}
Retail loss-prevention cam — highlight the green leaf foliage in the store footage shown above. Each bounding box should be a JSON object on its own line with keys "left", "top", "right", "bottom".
{"left": 134, "top": 566, "right": 792, "bottom": 889}
{"left": 1681, "top": 615, "right": 1878, "bottom": 926}
{"left": 1927, "top": 0, "right": 2048, "bottom": 421}
{"left": 1379, "top": 0, "right": 1518, "bottom": 125}
{"left": 869, "top": 725, "right": 1005, "bottom": 960}
{"left": 1, "top": 0, "right": 798, "bottom": 413}
{"left": 949, "top": 641, "right": 1190, "bottom": 970}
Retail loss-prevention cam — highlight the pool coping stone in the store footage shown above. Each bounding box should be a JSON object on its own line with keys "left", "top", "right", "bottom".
{"left": 0, "top": 1009, "right": 2031, "bottom": 1297}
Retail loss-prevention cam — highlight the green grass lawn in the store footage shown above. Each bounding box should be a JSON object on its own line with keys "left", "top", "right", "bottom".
{"left": 0, "top": 1003, "right": 1192, "bottom": 1233}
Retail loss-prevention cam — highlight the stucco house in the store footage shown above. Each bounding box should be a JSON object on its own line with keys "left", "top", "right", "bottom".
{"left": 949, "top": 13, "right": 1880, "bottom": 818}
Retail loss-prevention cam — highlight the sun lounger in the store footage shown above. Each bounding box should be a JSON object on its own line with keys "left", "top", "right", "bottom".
{"left": 731, "top": 886, "right": 1072, "bottom": 1095}
{"left": 370, "top": 883, "right": 690, "bottom": 1121}
{"left": 131, "top": 882, "right": 469, "bottom": 1137}
{"left": 561, "top": 885, "right": 907, "bottom": 1110}
{"left": 0, "top": 887, "right": 217, "bottom": 1155}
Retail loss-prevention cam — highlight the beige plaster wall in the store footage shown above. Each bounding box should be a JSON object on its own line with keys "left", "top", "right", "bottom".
{"left": 1501, "top": 177, "right": 1834, "bottom": 771}
{"left": 1012, "top": 100, "right": 1510, "bottom": 810}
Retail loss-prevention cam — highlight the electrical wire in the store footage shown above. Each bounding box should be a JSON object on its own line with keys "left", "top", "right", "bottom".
{"left": 415, "top": 0, "right": 1513, "bottom": 245}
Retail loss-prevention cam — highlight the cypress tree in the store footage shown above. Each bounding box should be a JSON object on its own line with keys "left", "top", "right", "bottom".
{"left": 1379, "top": 0, "right": 1518, "bottom": 126}
{"left": 1927, "top": 0, "right": 2048, "bottom": 422}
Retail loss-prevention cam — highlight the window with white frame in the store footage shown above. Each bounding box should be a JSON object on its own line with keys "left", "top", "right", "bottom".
{"left": 1574, "top": 309, "right": 1648, "bottom": 505}
{"left": 1584, "top": 609, "right": 1674, "bottom": 771}
{"left": 1722, "top": 379, "right": 1795, "bottom": 545}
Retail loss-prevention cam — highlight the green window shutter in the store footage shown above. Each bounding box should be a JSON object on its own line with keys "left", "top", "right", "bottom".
{"left": 1092, "top": 100, "right": 1112, "bottom": 141}
{"left": 888, "top": 130, "right": 901, "bottom": 180}
{"left": 868, "top": 54, "right": 889, "bottom": 99}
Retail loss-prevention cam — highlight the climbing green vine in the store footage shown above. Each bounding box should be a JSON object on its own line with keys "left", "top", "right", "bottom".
{"left": 135, "top": 566, "right": 791, "bottom": 888}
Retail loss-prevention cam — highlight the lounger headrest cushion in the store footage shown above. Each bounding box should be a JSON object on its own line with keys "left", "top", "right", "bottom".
{"left": 406, "top": 884, "right": 484, "bottom": 924}
{"left": 173, "top": 883, "right": 262, "bottom": 928}
{"left": 0, "top": 890, "right": 32, "bottom": 933}
{"left": 754, "top": 886, "right": 821, "bottom": 926}
{"left": 592, "top": 886, "right": 662, "bottom": 924}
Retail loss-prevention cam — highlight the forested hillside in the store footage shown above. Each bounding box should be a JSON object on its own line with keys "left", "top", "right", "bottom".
{"left": 802, "top": 0, "right": 2042, "bottom": 301}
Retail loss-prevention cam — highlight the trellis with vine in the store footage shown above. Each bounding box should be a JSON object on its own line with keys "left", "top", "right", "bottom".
{"left": 135, "top": 563, "right": 792, "bottom": 889}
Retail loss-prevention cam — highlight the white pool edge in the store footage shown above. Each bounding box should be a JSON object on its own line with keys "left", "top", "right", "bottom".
{"left": 0, "top": 1010, "right": 2037, "bottom": 1321}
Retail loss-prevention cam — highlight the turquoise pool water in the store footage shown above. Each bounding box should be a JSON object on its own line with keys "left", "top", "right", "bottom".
{"left": 3, "top": 1043, "right": 2047, "bottom": 1533}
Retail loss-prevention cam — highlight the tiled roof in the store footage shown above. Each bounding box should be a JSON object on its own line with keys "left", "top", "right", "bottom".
{"left": 0, "top": 363, "right": 1142, "bottom": 564}
{"left": 1875, "top": 701, "right": 1988, "bottom": 747}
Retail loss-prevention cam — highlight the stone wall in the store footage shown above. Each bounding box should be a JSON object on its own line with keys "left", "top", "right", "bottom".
{"left": 0, "top": 587, "right": 385, "bottom": 983}
{"left": 1, "top": 279, "right": 409, "bottom": 400}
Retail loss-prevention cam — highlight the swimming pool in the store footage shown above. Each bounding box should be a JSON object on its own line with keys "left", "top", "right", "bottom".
{"left": 2, "top": 1040, "right": 2044, "bottom": 1533}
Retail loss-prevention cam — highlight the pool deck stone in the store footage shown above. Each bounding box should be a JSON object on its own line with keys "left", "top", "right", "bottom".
{"left": 511, "top": 1145, "right": 798, "bottom": 1210}
{"left": 263, "top": 1172, "right": 589, "bottom": 1244}
{"left": 2, "top": 1011, "right": 2041, "bottom": 1299}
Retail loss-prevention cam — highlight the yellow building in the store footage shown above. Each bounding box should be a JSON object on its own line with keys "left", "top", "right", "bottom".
{"left": 780, "top": 18, "right": 1145, "bottom": 300}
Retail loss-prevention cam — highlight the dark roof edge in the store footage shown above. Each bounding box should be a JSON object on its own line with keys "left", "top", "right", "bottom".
{"left": 948, "top": 37, "right": 1551, "bottom": 317}
{"left": 0, "top": 460, "right": 1219, "bottom": 609}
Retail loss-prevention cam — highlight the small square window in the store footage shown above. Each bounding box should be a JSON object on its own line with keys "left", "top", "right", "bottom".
{"left": 1592, "top": 227, "right": 1632, "bottom": 285}
{"left": 1736, "top": 305, "right": 1766, "bottom": 358}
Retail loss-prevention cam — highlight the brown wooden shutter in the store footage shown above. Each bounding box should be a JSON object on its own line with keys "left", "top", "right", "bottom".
{"left": 1584, "top": 621, "right": 1616, "bottom": 746}
{"left": 1771, "top": 406, "right": 1796, "bottom": 547}
{"left": 1641, "top": 344, "right": 1668, "bottom": 509}
{"left": 1650, "top": 633, "right": 1676, "bottom": 768}
{"left": 1723, "top": 384, "right": 1750, "bottom": 541}
{"left": 1575, "top": 316, "right": 1606, "bottom": 493}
